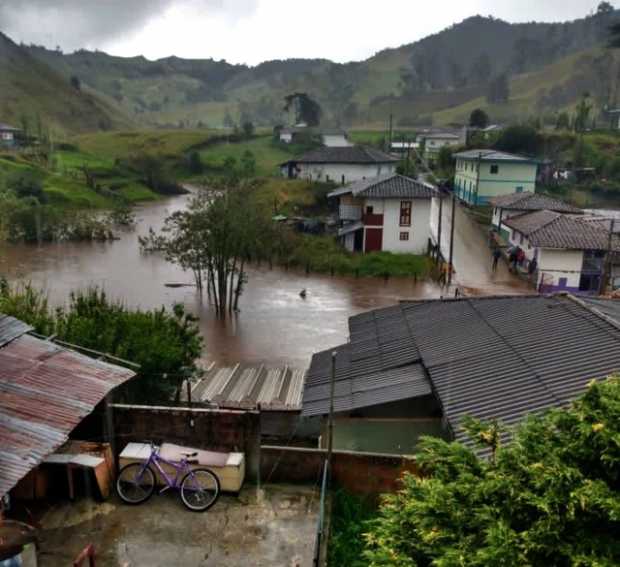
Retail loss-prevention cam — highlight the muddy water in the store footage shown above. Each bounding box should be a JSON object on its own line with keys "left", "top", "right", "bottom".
{"left": 0, "top": 193, "right": 442, "bottom": 368}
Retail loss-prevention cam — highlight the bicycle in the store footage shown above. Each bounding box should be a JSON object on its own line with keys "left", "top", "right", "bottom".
{"left": 116, "top": 442, "right": 220, "bottom": 512}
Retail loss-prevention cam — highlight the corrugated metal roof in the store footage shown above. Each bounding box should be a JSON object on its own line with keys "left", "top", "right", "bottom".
{"left": 304, "top": 295, "right": 620, "bottom": 444}
{"left": 184, "top": 364, "right": 305, "bottom": 411}
{"left": 579, "top": 297, "right": 620, "bottom": 325}
{"left": 0, "top": 333, "right": 136, "bottom": 498}
{"left": 0, "top": 315, "right": 32, "bottom": 348}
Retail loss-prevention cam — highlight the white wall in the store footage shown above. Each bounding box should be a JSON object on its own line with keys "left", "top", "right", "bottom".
{"left": 344, "top": 232, "right": 355, "bottom": 252}
{"left": 322, "top": 134, "right": 352, "bottom": 147}
{"left": 1, "top": 132, "right": 14, "bottom": 141}
{"left": 537, "top": 248, "right": 584, "bottom": 289}
{"left": 374, "top": 198, "right": 431, "bottom": 254}
{"left": 296, "top": 162, "right": 395, "bottom": 184}
{"left": 280, "top": 133, "right": 293, "bottom": 143}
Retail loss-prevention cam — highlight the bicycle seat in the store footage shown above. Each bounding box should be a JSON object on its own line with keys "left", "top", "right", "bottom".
{"left": 182, "top": 451, "right": 198, "bottom": 458}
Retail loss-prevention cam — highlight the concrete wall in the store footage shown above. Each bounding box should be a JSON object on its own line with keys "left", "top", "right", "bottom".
{"left": 296, "top": 163, "right": 395, "bottom": 184}
{"left": 111, "top": 404, "right": 261, "bottom": 481}
{"left": 260, "top": 446, "right": 420, "bottom": 496}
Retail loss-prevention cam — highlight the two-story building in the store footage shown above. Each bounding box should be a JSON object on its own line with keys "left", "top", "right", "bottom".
{"left": 453, "top": 149, "right": 539, "bottom": 205}
{"left": 281, "top": 146, "right": 399, "bottom": 184}
{"left": 0, "top": 123, "right": 20, "bottom": 148}
{"left": 328, "top": 173, "right": 437, "bottom": 254}
{"left": 502, "top": 209, "right": 620, "bottom": 294}
{"left": 418, "top": 131, "right": 463, "bottom": 166}
{"left": 489, "top": 191, "right": 583, "bottom": 240}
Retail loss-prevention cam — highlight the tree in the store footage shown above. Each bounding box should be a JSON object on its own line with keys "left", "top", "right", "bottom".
{"left": 610, "top": 21, "right": 620, "bottom": 48}
{"left": 70, "top": 75, "right": 81, "bottom": 91}
{"left": 597, "top": 1, "right": 614, "bottom": 15}
{"left": 574, "top": 93, "right": 593, "bottom": 132}
{"left": 242, "top": 121, "right": 255, "bottom": 138}
{"left": 556, "top": 111, "right": 571, "bottom": 130}
{"left": 283, "top": 92, "right": 322, "bottom": 126}
{"left": 470, "top": 53, "right": 492, "bottom": 85}
{"left": 469, "top": 108, "right": 489, "bottom": 128}
{"left": 223, "top": 110, "right": 235, "bottom": 129}
{"left": 0, "top": 283, "right": 202, "bottom": 403}
{"left": 486, "top": 73, "right": 510, "bottom": 104}
{"left": 240, "top": 150, "right": 257, "bottom": 178}
{"left": 364, "top": 377, "right": 620, "bottom": 565}
{"left": 187, "top": 151, "right": 203, "bottom": 174}
{"left": 139, "top": 185, "right": 269, "bottom": 316}
{"left": 494, "top": 125, "right": 542, "bottom": 155}
{"left": 7, "top": 171, "right": 46, "bottom": 203}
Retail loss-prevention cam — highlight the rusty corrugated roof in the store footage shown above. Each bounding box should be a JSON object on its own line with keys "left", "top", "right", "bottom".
{"left": 0, "top": 332, "right": 135, "bottom": 498}
{"left": 0, "top": 315, "right": 32, "bottom": 348}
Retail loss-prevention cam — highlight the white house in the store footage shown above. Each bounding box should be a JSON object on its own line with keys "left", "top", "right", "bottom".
{"left": 502, "top": 209, "right": 620, "bottom": 294}
{"left": 489, "top": 192, "right": 583, "bottom": 240}
{"left": 281, "top": 146, "right": 399, "bottom": 185}
{"left": 453, "top": 149, "right": 539, "bottom": 205}
{"left": 321, "top": 129, "right": 352, "bottom": 147}
{"left": 328, "top": 173, "right": 438, "bottom": 254}
{"left": 0, "top": 123, "right": 20, "bottom": 148}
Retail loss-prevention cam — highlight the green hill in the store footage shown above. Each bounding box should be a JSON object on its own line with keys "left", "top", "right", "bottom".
{"left": 0, "top": 32, "right": 132, "bottom": 136}
{"left": 9, "top": 7, "right": 620, "bottom": 130}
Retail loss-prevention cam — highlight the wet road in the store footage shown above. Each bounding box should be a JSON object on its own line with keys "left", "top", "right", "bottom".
{"left": 0, "top": 193, "right": 442, "bottom": 368}
{"left": 433, "top": 196, "right": 530, "bottom": 295}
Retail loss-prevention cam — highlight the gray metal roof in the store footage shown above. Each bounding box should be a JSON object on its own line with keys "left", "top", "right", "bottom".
{"left": 579, "top": 297, "right": 620, "bottom": 325}
{"left": 328, "top": 174, "right": 437, "bottom": 200}
{"left": 503, "top": 210, "right": 620, "bottom": 250}
{"left": 184, "top": 364, "right": 306, "bottom": 411}
{"left": 304, "top": 295, "right": 620, "bottom": 443}
{"left": 0, "top": 123, "right": 20, "bottom": 132}
{"left": 0, "top": 315, "right": 32, "bottom": 348}
{"left": 454, "top": 149, "right": 538, "bottom": 163}
{"left": 286, "top": 145, "right": 398, "bottom": 165}
{"left": 489, "top": 192, "right": 582, "bottom": 214}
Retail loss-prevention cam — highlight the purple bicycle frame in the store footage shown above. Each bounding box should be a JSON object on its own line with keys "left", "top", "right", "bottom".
{"left": 139, "top": 448, "right": 196, "bottom": 490}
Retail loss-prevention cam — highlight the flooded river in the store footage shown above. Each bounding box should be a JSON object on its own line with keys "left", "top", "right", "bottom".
{"left": 0, "top": 193, "right": 443, "bottom": 368}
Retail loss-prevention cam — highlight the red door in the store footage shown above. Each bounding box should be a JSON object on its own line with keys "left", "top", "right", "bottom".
{"left": 364, "top": 228, "right": 383, "bottom": 252}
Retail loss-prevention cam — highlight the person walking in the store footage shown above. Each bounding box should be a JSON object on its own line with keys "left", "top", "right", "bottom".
{"left": 492, "top": 247, "right": 502, "bottom": 272}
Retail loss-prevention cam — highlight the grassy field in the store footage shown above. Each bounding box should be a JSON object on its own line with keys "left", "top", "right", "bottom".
{"left": 198, "top": 135, "right": 294, "bottom": 177}
{"left": 74, "top": 129, "right": 222, "bottom": 160}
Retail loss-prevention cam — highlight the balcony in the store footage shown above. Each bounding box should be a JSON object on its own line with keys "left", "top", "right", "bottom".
{"left": 339, "top": 204, "right": 362, "bottom": 221}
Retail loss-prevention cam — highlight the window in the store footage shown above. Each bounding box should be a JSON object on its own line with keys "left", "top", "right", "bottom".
{"left": 399, "top": 232, "right": 409, "bottom": 241}
{"left": 516, "top": 186, "right": 523, "bottom": 193}
{"left": 366, "top": 206, "right": 374, "bottom": 214}
{"left": 400, "top": 201, "right": 412, "bottom": 226}
{"left": 341, "top": 174, "right": 345, "bottom": 185}
{"left": 490, "top": 164, "right": 499, "bottom": 174}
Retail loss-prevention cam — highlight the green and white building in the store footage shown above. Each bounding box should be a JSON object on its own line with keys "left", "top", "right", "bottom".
{"left": 453, "top": 149, "right": 538, "bottom": 206}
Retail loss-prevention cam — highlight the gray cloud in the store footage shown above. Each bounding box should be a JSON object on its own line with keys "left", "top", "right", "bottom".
{"left": 0, "top": 0, "right": 257, "bottom": 52}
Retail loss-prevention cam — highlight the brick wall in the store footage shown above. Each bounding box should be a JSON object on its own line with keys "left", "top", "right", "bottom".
{"left": 261, "top": 446, "right": 420, "bottom": 495}
{"left": 111, "top": 404, "right": 261, "bottom": 481}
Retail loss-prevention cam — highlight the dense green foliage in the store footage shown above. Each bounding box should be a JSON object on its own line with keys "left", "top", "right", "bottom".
{"left": 0, "top": 282, "right": 202, "bottom": 403}
{"left": 363, "top": 378, "right": 620, "bottom": 566}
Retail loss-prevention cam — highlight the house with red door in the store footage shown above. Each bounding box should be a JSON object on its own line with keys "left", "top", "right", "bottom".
{"left": 329, "top": 174, "right": 438, "bottom": 254}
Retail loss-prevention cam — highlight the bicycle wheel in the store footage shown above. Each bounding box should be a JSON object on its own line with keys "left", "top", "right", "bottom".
{"left": 180, "top": 468, "right": 220, "bottom": 512}
{"left": 116, "top": 463, "right": 156, "bottom": 505}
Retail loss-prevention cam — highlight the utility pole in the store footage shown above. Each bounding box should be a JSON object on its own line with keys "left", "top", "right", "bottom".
{"left": 436, "top": 190, "right": 443, "bottom": 264}
{"left": 403, "top": 135, "right": 410, "bottom": 176}
{"left": 326, "top": 351, "right": 337, "bottom": 476}
{"left": 599, "top": 218, "right": 616, "bottom": 295}
{"left": 388, "top": 113, "right": 393, "bottom": 153}
{"left": 448, "top": 191, "right": 456, "bottom": 286}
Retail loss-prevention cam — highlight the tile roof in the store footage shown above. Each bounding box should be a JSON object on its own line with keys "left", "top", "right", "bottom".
{"left": 303, "top": 295, "right": 620, "bottom": 444}
{"left": 489, "top": 192, "right": 582, "bottom": 214}
{"left": 454, "top": 149, "right": 538, "bottom": 163}
{"left": 503, "top": 210, "right": 619, "bottom": 250}
{"left": 287, "top": 145, "right": 398, "bottom": 165}
{"left": 328, "top": 174, "right": 437, "bottom": 200}
{"left": 0, "top": 329, "right": 136, "bottom": 498}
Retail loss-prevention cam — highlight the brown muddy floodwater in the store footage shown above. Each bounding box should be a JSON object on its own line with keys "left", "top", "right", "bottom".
{"left": 0, "top": 193, "right": 442, "bottom": 369}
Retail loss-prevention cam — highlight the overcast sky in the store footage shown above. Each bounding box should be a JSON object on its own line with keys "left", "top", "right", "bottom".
{"left": 0, "top": 0, "right": 614, "bottom": 65}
